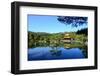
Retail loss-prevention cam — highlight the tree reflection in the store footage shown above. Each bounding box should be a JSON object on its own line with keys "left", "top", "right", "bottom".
{"left": 50, "top": 47, "right": 62, "bottom": 56}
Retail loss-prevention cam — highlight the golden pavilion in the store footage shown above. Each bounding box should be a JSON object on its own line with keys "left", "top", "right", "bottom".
{"left": 62, "top": 34, "right": 74, "bottom": 43}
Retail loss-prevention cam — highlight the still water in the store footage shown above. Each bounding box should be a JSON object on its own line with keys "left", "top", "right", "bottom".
{"left": 28, "top": 47, "right": 86, "bottom": 61}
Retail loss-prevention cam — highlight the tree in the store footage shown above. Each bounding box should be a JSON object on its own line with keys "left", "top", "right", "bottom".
{"left": 76, "top": 28, "right": 88, "bottom": 35}
{"left": 57, "top": 16, "right": 88, "bottom": 27}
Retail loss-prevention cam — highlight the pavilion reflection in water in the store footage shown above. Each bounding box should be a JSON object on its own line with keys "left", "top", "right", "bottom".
{"left": 61, "top": 34, "right": 74, "bottom": 48}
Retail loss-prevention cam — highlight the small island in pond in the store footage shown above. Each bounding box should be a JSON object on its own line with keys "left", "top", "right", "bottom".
{"left": 28, "top": 15, "right": 88, "bottom": 61}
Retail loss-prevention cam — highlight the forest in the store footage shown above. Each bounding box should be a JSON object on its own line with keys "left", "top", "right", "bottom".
{"left": 28, "top": 28, "right": 87, "bottom": 49}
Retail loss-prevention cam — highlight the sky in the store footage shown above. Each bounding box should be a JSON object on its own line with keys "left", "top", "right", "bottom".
{"left": 28, "top": 15, "right": 88, "bottom": 33}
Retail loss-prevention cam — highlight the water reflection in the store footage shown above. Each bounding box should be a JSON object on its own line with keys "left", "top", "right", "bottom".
{"left": 28, "top": 48, "right": 87, "bottom": 61}
{"left": 28, "top": 42, "right": 87, "bottom": 61}
{"left": 50, "top": 47, "right": 62, "bottom": 56}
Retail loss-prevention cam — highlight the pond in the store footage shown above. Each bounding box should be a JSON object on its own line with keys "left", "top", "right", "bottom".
{"left": 28, "top": 47, "right": 87, "bottom": 61}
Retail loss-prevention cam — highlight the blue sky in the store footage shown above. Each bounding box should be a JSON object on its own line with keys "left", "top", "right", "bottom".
{"left": 28, "top": 15, "right": 87, "bottom": 33}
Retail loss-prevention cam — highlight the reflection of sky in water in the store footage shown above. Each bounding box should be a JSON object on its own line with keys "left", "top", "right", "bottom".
{"left": 28, "top": 47, "right": 85, "bottom": 61}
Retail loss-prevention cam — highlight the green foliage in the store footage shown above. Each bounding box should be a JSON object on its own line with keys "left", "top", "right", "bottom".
{"left": 28, "top": 31, "right": 63, "bottom": 48}
{"left": 28, "top": 31, "right": 87, "bottom": 48}
{"left": 76, "top": 28, "right": 88, "bottom": 35}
